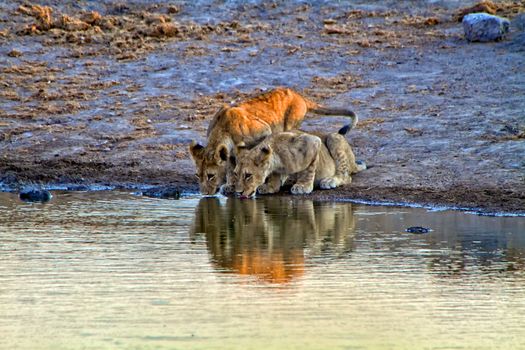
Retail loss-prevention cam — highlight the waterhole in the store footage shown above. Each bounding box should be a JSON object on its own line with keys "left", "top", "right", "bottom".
{"left": 1, "top": 191, "right": 524, "bottom": 349}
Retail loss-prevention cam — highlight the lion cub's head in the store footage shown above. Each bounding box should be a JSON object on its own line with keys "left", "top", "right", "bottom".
{"left": 234, "top": 142, "right": 273, "bottom": 198}
{"left": 189, "top": 141, "right": 230, "bottom": 195}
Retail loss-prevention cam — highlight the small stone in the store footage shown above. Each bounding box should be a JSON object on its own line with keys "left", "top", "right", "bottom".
{"left": 405, "top": 226, "right": 431, "bottom": 234}
{"left": 7, "top": 49, "right": 22, "bottom": 57}
{"left": 323, "top": 18, "right": 337, "bottom": 25}
{"left": 142, "top": 186, "right": 181, "bottom": 199}
{"left": 167, "top": 5, "right": 180, "bottom": 14}
{"left": 463, "top": 13, "right": 510, "bottom": 42}
{"left": 19, "top": 189, "right": 52, "bottom": 202}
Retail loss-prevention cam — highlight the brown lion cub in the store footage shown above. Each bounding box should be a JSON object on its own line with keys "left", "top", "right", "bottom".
{"left": 189, "top": 87, "right": 357, "bottom": 195}
{"left": 234, "top": 125, "right": 366, "bottom": 198}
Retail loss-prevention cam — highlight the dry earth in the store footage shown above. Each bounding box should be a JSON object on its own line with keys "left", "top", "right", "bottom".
{"left": 0, "top": 0, "right": 524, "bottom": 214}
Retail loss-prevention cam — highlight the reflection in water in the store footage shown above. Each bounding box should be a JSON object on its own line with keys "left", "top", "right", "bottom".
{"left": 190, "top": 197, "right": 356, "bottom": 283}
{"left": 1, "top": 191, "right": 525, "bottom": 350}
{"left": 190, "top": 197, "right": 525, "bottom": 283}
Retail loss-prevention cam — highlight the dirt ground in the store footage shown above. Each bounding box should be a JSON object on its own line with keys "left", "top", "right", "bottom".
{"left": 0, "top": 0, "right": 524, "bottom": 214}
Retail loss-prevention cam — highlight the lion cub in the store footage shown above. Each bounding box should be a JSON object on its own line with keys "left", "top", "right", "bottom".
{"left": 234, "top": 125, "right": 366, "bottom": 198}
{"left": 189, "top": 88, "right": 357, "bottom": 195}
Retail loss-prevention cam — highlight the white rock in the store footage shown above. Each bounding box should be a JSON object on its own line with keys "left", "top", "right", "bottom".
{"left": 462, "top": 13, "right": 510, "bottom": 42}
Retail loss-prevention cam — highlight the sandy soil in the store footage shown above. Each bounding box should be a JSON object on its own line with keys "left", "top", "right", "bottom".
{"left": 0, "top": 0, "right": 524, "bottom": 214}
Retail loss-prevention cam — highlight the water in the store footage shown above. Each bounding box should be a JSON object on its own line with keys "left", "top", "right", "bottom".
{"left": 1, "top": 191, "right": 524, "bottom": 350}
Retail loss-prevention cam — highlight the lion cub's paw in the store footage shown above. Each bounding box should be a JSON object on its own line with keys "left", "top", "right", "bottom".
{"left": 220, "top": 184, "right": 236, "bottom": 196}
{"left": 319, "top": 177, "right": 338, "bottom": 189}
{"left": 291, "top": 183, "right": 313, "bottom": 195}
{"left": 257, "top": 183, "right": 278, "bottom": 195}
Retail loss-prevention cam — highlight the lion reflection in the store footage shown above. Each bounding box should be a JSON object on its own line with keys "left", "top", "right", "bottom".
{"left": 190, "top": 197, "right": 356, "bottom": 283}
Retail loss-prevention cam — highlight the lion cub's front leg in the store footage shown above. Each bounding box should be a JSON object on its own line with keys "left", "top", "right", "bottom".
{"left": 220, "top": 157, "right": 237, "bottom": 195}
{"left": 289, "top": 135, "right": 321, "bottom": 195}
{"left": 291, "top": 153, "right": 319, "bottom": 195}
{"left": 257, "top": 173, "right": 286, "bottom": 195}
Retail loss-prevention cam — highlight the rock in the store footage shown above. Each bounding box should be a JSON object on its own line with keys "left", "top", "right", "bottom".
{"left": 463, "top": 13, "right": 510, "bottom": 42}
{"left": 7, "top": 49, "right": 22, "bottom": 57}
{"left": 167, "top": 5, "right": 180, "bottom": 15}
{"left": 19, "top": 189, "right": 52, "bottom": 202}
{"left": 149, "top": 23, "right": 179, "bottom": 38}
{"left": 405, "top": 226, "right": 431, "bottom": 234}
{"left": 142, "top": 186, "right": 181, "bottom": 199}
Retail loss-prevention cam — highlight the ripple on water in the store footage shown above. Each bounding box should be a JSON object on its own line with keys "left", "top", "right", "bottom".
{"left": 0, "top": 191, "right": 524, "bottom": 350}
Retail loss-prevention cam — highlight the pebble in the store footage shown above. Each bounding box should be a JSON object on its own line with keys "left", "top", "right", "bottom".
{"left": 463, "top": 13, "right": 510, "bottom": 42}
{"left": 405, "top": 226, "right": 431, "bottom": 234}
{"left": 19, "top": 189, "right": 52, "bottom": 202}
{"left": 142, "top": 187, "right": 181, "bottom": 199}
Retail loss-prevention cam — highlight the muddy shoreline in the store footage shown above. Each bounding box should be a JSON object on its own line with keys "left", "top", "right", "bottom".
{"left": 1, "top": 0, "right": 524, "bottom": 215}
{"left": 1, "top": 163, "right": 522, "bottom": 215}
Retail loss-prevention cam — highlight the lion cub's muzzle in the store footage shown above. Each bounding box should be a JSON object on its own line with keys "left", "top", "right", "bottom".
{"left": 238, "top": 190, "right": 256, "bottom": 199}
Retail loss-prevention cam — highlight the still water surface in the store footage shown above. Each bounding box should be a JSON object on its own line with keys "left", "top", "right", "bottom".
{"left": 1, "top": 191, "right": 524, "bottom": 349}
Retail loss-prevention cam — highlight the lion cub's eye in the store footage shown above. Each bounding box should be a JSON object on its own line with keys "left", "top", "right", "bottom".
{"left": 207, "top": 174, "right": 215, "bottom": 180}
{"left": 244, "top": 173, "right": 252, "bottom": 180}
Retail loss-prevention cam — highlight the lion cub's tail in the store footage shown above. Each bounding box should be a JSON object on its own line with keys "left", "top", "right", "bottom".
{"left": 306, "top": 100, "right": 358, "bottom": 130}
{"left": 337, "top": 124, "right": 352, "bottom": 135}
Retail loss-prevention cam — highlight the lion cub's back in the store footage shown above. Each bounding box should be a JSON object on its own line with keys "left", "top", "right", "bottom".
{"left": 282, "top": 130, "right": 338, "bottom": 180}
{"left": 271, "top": 132, "right": 322, "bottom": 174}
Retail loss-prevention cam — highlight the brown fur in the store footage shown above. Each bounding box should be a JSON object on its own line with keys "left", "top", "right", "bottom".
{"left": 456, "top": 1, "right": 498, "bottom": 21}
{"left": 233, "top": 128, "right": 366, "bottom": 197}
{"left": 189, "top": 88, "right": 358, "bottom": 195}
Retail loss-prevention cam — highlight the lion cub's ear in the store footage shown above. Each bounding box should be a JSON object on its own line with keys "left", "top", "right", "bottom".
{"left": 189, "top": 141, "right": 205, "bottom": 160}
{"left": 256, "top": 145, "right": 272, "bottom": 164}
{"left": 215, "top": 144, "right": 229, "bottom": 165}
